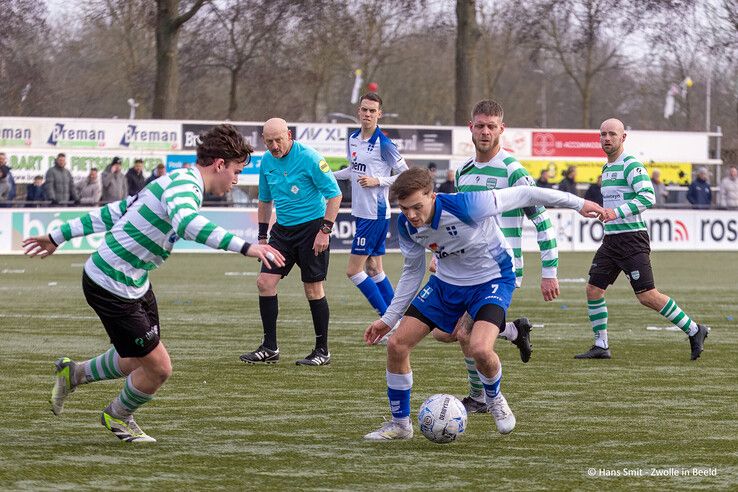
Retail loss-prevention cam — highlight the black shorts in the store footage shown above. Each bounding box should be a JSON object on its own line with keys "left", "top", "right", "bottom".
{"left": 82, "top": 272, "right": 161, "bottom": 358}
{"left": 261, "top": 218, "right": 329, "bottom": 283}
{"left": 588, "top": 231, "right": 655, "bottom": 294}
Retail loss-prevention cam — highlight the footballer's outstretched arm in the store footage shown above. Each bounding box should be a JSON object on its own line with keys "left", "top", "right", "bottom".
{"left": 24, "top": 197, "right": 133, "bottom": 258}
{"left": 466, "top": 187, "right": 602, "bottom": 220}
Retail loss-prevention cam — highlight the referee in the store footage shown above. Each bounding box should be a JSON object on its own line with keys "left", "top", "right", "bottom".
{"left": 241, "top": 118, "right": 342, "bottom": 366}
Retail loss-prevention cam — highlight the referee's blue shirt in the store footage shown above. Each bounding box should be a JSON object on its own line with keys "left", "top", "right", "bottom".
{"left": 258, "top": 140, "right": 341, "bottom": 226}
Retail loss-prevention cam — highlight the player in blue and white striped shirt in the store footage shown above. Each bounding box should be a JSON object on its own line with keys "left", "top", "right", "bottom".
{"left": 333, "top": 93, "right": 408, "bottom": 318}
{"left": 363, "top": 168, "right": 603, "bottom": 440}
{"left": 23, "top": 125, "right": 284, "bottom": 443}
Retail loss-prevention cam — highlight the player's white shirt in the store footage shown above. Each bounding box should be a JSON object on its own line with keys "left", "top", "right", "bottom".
{"left": 380, "top": 187, "right": 584, "bottom": 327}
{"left": 334, "top": 126, "right": 408, "bottom": 219}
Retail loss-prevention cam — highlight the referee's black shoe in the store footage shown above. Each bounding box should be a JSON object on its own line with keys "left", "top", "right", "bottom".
{"left": 689, "top": 325, "right": 709, "bottom": 360}
{"left": 511, "top": 317, "right": 533, "bottom": 363}
{"left": 574, "top": 345, "right": 611, "bottom": 359}
{"left": 296, "top": 347, "right": 331, "bottom": 366}
{"left": 240, "top": 345, "right": 280, "bottom": 364}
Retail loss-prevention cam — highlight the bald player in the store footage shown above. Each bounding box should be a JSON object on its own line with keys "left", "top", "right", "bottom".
{"left": 240, "top": 118, "right": 342, "bottom": 366}
{"left": 576, "top": 118, "right": 709, "bottom": 360}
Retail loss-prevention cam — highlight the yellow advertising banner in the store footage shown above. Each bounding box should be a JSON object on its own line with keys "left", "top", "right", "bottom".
{"left": 521, "top": 160, "right": 692, "bottom": 185}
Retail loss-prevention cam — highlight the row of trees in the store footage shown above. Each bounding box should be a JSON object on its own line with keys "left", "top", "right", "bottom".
{"left": 1, "top": 0, "right": 737, "bottom": 153}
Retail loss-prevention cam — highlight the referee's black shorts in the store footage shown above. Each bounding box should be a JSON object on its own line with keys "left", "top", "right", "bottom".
{"left": 588, "top": 230, "right": 655, "bottom": 294}
{"left": 261, "top": 218, "right": 329, "bottom": 283}
{"left": 82, "top": 271, "right": 161, "bottom": 358}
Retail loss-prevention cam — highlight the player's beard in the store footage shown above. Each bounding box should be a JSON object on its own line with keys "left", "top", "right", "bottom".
{"left": 473, "top": 134, "right": 499, "bottom": 154}
{"left": 602, "top": 143, "right": 619, "bottom": 157}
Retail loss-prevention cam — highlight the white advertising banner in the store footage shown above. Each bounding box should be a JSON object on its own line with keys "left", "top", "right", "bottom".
{"left": 294, "top": 124, "right": 347, "bottom": 157}
{"left": 0, "top": 118, "right": 181, "bottom": 151}
{"left": 451, "top": 127, "right": 712, "bottom": 163}
{"left": 521, "top": 209, "right": 738, "bottom": 252}
{"left": 1, "top": 208, "right": 735, "bottom": 255}
{"left": 5, "top": 150, "right": 167, "bottom": 183}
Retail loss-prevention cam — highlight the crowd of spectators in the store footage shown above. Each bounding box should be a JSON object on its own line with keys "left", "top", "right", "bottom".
{"left": 1, "top": 151, "right": 737, "bottom": 210}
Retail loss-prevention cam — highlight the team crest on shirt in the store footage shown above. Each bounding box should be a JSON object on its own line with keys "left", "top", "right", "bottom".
{"left": 291, "top": 185, "right": 299, "bottom": 194}
{"left": 630, "top": 270, "right": 640, "bottom": 280}
{"left": 319, "top": 160, "right": 330, "bottom": 173}
{"left": 445, "top": 225, "right": 458, "bottom": 236}
{"left": 486, "top": 178, "right": 497, "bottom": 189}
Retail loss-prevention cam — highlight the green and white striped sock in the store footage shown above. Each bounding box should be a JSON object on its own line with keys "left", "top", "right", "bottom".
{"left": 660, "top": 297, "right": 698, "bottom": 336}
{"left": 464, "top": 357, "right": 484, "bottom": 401}
{"left": 109, "top": 375, "right": 154, "bottom": 419}
{"left": 588, "top": 298, "right": 609, "bottom": 348}
{"left": 78, "top": 347, "right": 124, "bottom": 385}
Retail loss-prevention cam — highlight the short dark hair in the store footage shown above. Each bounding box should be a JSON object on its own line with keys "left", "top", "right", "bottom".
{"left": 134, "top": 158, "right": 144, "bottom": 164}
{"left": 360, "top": 92, "right": 383, "bottom": 108}
{"left": 196, "top": 124, "right": 254, "bottom": 167}
{"left": 472, "top": 99, "right": 504, "bottom": 120}
{"left": 90, "top": 167, "right": 98, "bottom": 172}
{"left": 57, "top": 152, "right": 66, "bottom": 158}
{"left": 391, "top": 167, "right": 434, "bottom": 201}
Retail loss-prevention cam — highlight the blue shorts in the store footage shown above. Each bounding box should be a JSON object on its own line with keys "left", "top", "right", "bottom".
{"left": 410, "top": 273, "right": 516, "bottom": 334}
{"left": 351, "top": 217, "right": 389, "bottom": 256}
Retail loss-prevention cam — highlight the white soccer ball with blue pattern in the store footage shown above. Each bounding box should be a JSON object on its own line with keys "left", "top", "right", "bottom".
{"left": 418, "top": 394, "right": 467, "bottom": 443}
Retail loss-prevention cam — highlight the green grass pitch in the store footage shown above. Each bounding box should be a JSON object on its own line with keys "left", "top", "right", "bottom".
{"left": 1, "top": 251, "right": 736, "bottom": 490}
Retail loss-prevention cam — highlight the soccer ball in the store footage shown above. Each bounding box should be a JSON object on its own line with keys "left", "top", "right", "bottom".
{"left": 417, "top": 394, "right": 467, "bottom": 443}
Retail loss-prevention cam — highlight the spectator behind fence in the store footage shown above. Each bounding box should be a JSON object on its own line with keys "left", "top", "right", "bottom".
{"left": 557, "top": 166, "right": 578, "bottom": 195}
{"left": 101, "top": 157, "right": 127, "bottom": 204}
{"left": 146, "top": 163, "right": 166, "bottom": 184}
{"left": 127, "top": 159, "right": 146, "bottom": 196}
{"left": 584, "top": 174, "right": 603, "bottom": 206}
{"left": 437, "top": 168, "right": 456, "bottom": 194}
{"left": 719, "top": 165, "right": 738, "bottom": 209}
{"left": 77, "top": 168, "right": 101, "bottom": 205}
{"left": 536, "top": 169, "right": 553, "bottom": 189}
{"left": 0, "top": 152, "right": 12, "bottom": 203}
{"left": 336, "top": 164, "right": 353, "bottom": 207}
{"left": 26, "top": 175, "right": 47, "bottom": 205}
{"left": 687, "top": 167, "right": 712, "bottom": 209}
{"left": 427, "top": 162, "right": 438, "bottom": 191}
{"left": 45, "top": 153, "right": 78, "bottom": 205}
{"left": 651, "top": 169, "right": 668, "bottom": 207}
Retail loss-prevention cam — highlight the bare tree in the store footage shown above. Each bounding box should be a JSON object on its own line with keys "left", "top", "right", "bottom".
{"left": 153, "top": 0, "right": 207, "bottom": 119}
{"left": 454, "top": 0, "right": 480, "bottom": 125}
{"left": 287, "top": 1, "right": 354, "bottom": 121}
{"left": 82, "top": 0, "right": 156, "bottom": 117}
{"left": 523, "top": 0, "right": 628, "bottom": 128}
{"left": 348, "top": 1, "right": 424, "bottom": 85}
{"left": 187, "top": 0, "right": 300, "bottom": 120}
{"left": 0, "top": 1, "right": 49, "bottom": 115}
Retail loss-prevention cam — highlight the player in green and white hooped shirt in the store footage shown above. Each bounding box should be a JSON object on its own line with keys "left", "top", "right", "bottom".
{"left": 23, "top": 125, "right": 285, "bottom": 442}
{"left": 431, "top": 99, "right": 560, "bottom": 413}
{"left": 575, "top": 118, "right": 709, "bottom": 360}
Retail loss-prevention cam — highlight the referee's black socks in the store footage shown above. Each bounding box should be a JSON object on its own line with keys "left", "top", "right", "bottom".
{"left": 259, "top": 295, "right": 279, "bottom": 350}
{"left": 309, "top": 297, "right": 329, "bottom": 352}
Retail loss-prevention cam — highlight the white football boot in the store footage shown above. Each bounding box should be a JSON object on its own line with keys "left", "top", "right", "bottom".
{"left": 363, "top": 419, "right": 413, "bottom": 440}
{"left": 487, "top": 393, "right": 516, "bottom": 434}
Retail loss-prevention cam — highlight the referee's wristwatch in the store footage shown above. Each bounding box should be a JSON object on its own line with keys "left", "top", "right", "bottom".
{"left": 319, "top": 220, "right": 334, "bottom": 235}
